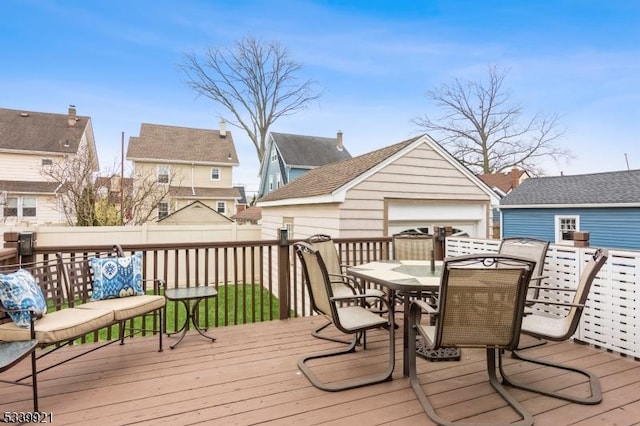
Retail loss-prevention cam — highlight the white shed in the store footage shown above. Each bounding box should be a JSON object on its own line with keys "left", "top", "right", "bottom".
{"left": 257, "top": 135, "right": 499, "bottom": 240}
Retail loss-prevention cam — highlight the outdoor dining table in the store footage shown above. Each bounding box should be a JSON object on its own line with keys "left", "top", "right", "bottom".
{"left": 348, "top": 259, "right": 443, "bottom": 377}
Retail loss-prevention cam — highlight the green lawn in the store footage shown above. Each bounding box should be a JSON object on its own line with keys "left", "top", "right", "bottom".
{"left": 67, "top": 284, "right": 282, "bottom": 344}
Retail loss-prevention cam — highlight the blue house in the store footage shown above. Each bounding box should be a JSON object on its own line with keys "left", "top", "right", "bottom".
{"left": 500, "top": 169, "right": 640, "bottom": 250}
{"left": 257, "top": 131, "right": 352, "bottom": 198}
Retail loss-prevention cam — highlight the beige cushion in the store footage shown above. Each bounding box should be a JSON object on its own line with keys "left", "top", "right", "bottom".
{"left": 0, "top": 308, "right": 114, "bottom": 344}
{"left": 76, "top": 295, "right": 165, "bottom": 321}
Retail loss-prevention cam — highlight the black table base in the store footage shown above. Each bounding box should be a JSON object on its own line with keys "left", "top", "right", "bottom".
{"left": 416, "top": 337, "right": 461, "bottom": 361}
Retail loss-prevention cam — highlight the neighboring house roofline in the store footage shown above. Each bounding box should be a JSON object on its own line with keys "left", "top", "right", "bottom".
{"left": 500, "top": 202, "right": 640, "bottom": 209}
{"left": 258, "top": 133, "right": 499, "bottom": 208}
{"left": 157, "top": 200, "right": 233, "bottom": 223}
{"left": 500, "top": 169, "right": 640, "bottom": 206}
{"left": 127, "top": 157, "right": 239, "bottom": 167}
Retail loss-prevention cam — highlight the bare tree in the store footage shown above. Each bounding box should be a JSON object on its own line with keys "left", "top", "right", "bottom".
{"left": 41, "top": 142, "right": 98, "bottom": 226}
{"left": 181, "top": 36, "right": 322, "bottom": 161}
{"left": 44, "top": 146, "right": 178, "bottom": 226}
{"left": 95, "top": 168, "right": 180, "bottom": 226}
{"left": 414, "top": 65, "right": 570, "bottom": 176}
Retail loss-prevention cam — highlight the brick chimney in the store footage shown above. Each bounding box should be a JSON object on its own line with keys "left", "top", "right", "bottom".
{"left": 336, "top": 130, "right": 343, "bottom": 151}
{"left": 219, "top": 118, "right": 227, "bottom": 138}
{"left": 68, "top": 104, "right": 77, "bottom": 127}
{"left": 510, "top": 167, "right": 521, "bottom": 190}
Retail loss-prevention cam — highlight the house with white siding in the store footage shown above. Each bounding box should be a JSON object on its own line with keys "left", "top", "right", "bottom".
{"left": 257, "top": 134, "right": 499, "bottom": 240}
{"left": 0, "top": 105, "right": 98, "bottom": 225}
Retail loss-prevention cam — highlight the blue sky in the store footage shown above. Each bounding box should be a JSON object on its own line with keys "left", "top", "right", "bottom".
{"left": 2, "top": 0, "right": 639, "bottom": 194}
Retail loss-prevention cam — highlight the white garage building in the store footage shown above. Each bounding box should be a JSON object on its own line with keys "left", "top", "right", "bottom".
{"left": 257, "top": 134, "right": 498, "bottom": 240}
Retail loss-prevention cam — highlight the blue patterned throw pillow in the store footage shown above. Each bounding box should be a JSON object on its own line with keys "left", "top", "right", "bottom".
{"left": 0, "top": 269, "right": 47, "bottom": 327}
{"left": 89, "top": 253, "right": 144, "bottom": 301}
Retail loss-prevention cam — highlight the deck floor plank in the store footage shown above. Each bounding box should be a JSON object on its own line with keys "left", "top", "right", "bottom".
{"left": 1, "top": 316, "right": 638, "bottom": 425}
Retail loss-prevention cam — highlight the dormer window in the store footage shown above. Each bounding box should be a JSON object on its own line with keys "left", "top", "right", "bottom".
{"left": 157, "top": 165, "right": 169, "bottom": 184}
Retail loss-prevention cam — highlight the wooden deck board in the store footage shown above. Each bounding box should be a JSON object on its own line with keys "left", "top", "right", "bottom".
{"left": 1, "top": 316, "right": 639, "bottom": 425}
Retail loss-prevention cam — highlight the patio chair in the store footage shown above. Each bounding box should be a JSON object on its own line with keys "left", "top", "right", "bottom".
{"left": 408, "top": 253, "right": 536, "bottom": 426}
{"left": 391, "top": 232, "right": 438, "bottom": 305}
{"left": 499, "top": 236, "right": 550, "bottom": 350}
{"left": 498, "top": 236, "right": 550, "bottom": 300}
{"left": 500, "top": 248, "right": 609, "bottom": 405}
{"left": 294, "top": 242, "right": 394, "bottom": 391}
{"left": 306, "top": 234, "right": 385, "bottom": 343}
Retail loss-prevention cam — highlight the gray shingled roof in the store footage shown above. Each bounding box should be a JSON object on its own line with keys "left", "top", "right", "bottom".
{"left": 500, "top": 169, "right": 640, "bottom": 206}
{"left": 127, "top": 123, "right": 238, "bottom": 164}
{"left": 0, "top": 180, "right": 59, "bottom": 194}
{"left": 259, "top": 136, "right": 420, "bottom": 202}
{"left": 271, "top": 132, "right": 352, "bottom": 167}
{"left": 0, "top": 107, "right": 89, "bottom": 154}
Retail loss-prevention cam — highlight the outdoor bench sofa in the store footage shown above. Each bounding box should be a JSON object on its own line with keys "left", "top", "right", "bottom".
{"left": 0, "top": 245, "right": 166, "bottom": 408}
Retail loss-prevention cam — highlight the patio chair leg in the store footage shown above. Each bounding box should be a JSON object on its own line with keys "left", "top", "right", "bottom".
{"left": 299, "top": 325, "right": 394, "bottom": 392}
{"left": 500, "top": 348, "right": 602, "bottom": 404}
{"left": 312, "top": 319, "right": 353, "bottom": 345}
{"left": 514, "top": 336, "right": 547, "bottom": 351}
{"left": 409, "top": 321, "right": 533, "bottom": 425}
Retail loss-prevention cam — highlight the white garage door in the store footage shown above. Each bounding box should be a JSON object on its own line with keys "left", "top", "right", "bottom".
{"left": 387, "top": 201, "right": 488, "bottom": 238}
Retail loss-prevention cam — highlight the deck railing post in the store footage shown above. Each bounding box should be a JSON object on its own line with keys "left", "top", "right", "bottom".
{"left": 278, "top": 228, "right": 291, "bottom": 320}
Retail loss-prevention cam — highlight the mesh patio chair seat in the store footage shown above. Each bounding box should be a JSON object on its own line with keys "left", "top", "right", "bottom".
{"left": 294, "top": 242, "right": 395, "bottom": 392}
{"left": 306, "top": 234, "right": 386, "bottom": 343}
{"left": 408, "top": 253, "right": 536, "bottom": 426}
{"left": 500, "top": 248, "right": 609, "bottom": 405}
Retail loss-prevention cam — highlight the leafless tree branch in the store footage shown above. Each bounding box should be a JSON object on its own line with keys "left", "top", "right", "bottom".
{"left": 180, "top": 36, "right": 323, "bottom": 161}
{"left": 413, "top": 65, "right": 571, "bottom": 176}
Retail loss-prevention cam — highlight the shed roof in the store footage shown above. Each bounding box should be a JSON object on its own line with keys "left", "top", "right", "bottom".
{"left": 270, "top": 132, "right": 352, "bottom": 167}
{"left": 259, "top": 136, "right": 420, "bottom": 203}
{"left": 500, "top": 169, "right": 640, "bottom": 207}
{"left": 127, "top": 123, "right": 238, "bottom": 164}
{"left": 0, "top": 107, "right": 89, "bottom": 155}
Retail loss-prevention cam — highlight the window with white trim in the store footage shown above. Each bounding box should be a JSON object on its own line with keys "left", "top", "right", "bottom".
{"left": 210, "top": 167, "right": 220, "bottom": 180}
{"left": 157, "top": 165, "right": 169, "bottom": 184}
{"left": 555, "top": 215, "right": 579, "bottom": 244}
{"left": 41, "top": 158, "right": 53, "bottom": 166}
{"left": 216, "top": 201, "right": 226, "bottom": 214}
{"left": 268, "top": 175, "right": 273, "bottom": 191}
{"left": 276, "top": 173, "right": 282, "bottom": 188}
{"left": 158, "top": 202, "right": 169, "bottom": 220}
{"left": 3, "top": 196, "right": 36, "bottom": 218}
{"left": 271, "top": 148, "right": 277, "bottom": 162}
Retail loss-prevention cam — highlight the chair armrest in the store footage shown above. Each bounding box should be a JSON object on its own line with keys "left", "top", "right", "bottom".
{"left": 527, "top": 285, "right": 577, "bottom": 292}
{"left": 412, "top": 299, "right": 437, "bottom": 314}
{"left": 526, "top": 299, "right": 584, "bottom": 308}
{"left": 328, "top": 273, "right": 360, "bottom": 293}
{"left": 331, "top": 293, "right": 390, "bottom": 309}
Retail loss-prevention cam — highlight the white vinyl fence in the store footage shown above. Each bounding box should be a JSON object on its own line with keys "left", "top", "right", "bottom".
{"left": 446, "top": 237, "right": 640, "bottom": 359}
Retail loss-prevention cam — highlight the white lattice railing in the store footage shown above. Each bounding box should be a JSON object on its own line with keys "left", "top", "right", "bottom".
{"left": 446, "top": 237, "right": 640, "bottom": 359}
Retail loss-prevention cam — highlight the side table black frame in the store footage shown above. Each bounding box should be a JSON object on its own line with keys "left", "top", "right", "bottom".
{"left": 165, "top": 287, "right": 218, "bottom": 349}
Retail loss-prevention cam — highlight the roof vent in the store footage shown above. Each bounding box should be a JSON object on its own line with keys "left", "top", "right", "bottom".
{"left": 20, "top": 112, "right": 29, "bottom": 117}
{"left": 336, "top": 130, "right": 343, "bottom": 151}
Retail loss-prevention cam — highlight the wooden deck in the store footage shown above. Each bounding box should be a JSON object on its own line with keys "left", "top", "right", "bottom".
{"left": 2, "top": 316, "right": 640, "bottom": 425}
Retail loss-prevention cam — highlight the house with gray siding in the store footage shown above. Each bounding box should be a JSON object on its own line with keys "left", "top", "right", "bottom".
{"left": 500, "top": 169, "right": 640, "bottom": 250}
{"left": 257, "top": 131, "right": 352, "bottom": 198}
